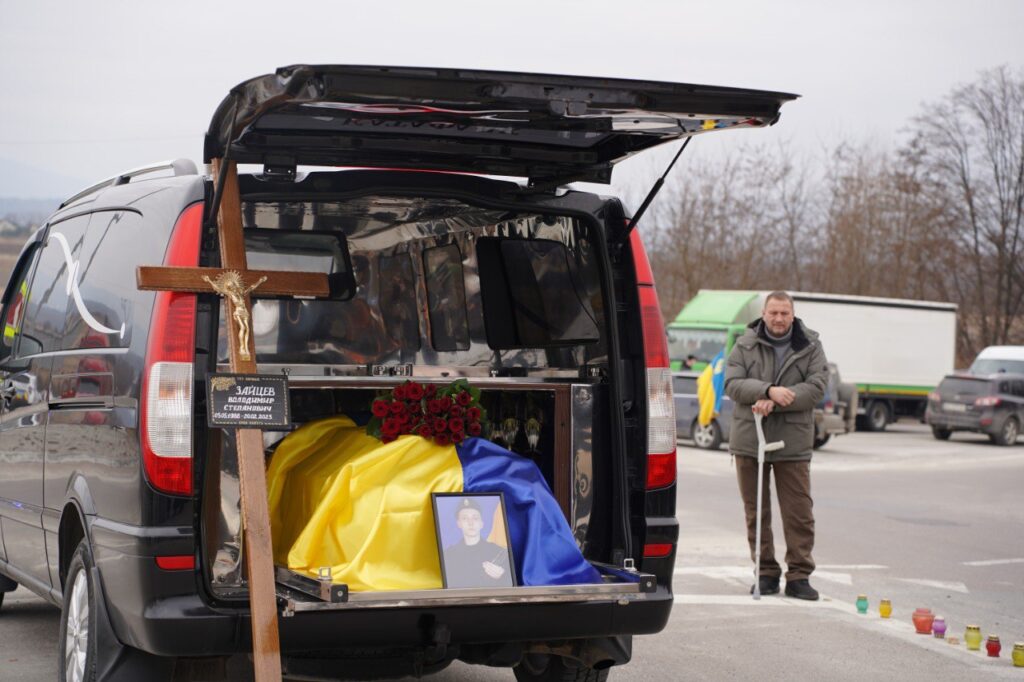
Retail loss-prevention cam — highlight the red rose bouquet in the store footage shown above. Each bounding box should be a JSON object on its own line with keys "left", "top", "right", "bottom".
{"left": 367, "top": 379, "right": 488, "bottom": 446}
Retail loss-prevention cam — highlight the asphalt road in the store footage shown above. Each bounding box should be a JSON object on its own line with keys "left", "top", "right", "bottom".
{"left": 1, "top": 422, "right": 1021, "bottom": 680}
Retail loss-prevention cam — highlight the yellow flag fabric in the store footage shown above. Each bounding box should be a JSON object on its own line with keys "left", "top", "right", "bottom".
{"left": 266, "top": 416, "right": 463, "bottom": 592}
{"left": 485, "top": 501, "right": 508, "bottom": 548}
{"left": 697, "top": 363, "right": 716, "bottom": 427}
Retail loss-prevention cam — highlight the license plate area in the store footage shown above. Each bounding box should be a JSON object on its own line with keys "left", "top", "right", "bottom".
{"left": 943, "top": 402, "right": 968, "bottom": 412}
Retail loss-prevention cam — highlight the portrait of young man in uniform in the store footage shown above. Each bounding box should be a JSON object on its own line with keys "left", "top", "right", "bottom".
{"left": 433, "top": 494, "right": 516, "bottom": 589}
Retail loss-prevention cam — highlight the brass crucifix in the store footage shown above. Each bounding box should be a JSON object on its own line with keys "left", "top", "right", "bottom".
{"left": 202, "top": 271, "right": 268, "bottom": 360}
{"left": 137, "top": 159, "right": 329, "bottom": 681}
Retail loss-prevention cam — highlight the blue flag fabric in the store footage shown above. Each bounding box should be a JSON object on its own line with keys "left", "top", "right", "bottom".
{"left": 457, "top": 437, "right": 602, "bottom": 586}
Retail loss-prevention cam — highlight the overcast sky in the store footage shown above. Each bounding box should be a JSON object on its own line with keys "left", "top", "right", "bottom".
{"left": 1, "top": 0, "right": 1022, "bottom": 199}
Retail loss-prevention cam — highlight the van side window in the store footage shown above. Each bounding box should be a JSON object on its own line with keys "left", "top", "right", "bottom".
{"left": 423, "top": 244, "right": 470, "bottom": 352}
{"left": 63, "top": 210, "right": 143, "bottom": 349}
{"left": 19, "top": 215, "right": 92, "bottom": 354}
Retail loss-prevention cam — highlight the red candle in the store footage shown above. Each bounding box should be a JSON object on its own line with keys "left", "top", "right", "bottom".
{"left": 987, "top": 636, "right": 1001, "bottom": 657}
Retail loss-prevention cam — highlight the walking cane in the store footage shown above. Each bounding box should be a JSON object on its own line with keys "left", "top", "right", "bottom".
{"left": 752, "top": 411, "right": 785, "bottom": 600}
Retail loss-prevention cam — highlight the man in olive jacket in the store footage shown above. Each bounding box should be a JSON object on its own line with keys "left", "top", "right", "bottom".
{"left": 725, "top": 291, "right": 829, "bottom": 600}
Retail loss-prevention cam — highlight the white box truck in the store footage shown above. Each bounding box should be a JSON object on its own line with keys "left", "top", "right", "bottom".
{"left": 666, "top": 290, "right": 958, "bottom": 431}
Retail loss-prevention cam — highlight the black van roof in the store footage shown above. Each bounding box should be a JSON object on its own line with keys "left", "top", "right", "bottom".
{"left": 205, "top": 65, "right": 797, "bottom": 186}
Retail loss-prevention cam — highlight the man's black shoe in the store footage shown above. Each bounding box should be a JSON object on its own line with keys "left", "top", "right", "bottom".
{"left": 749, "top": 576, "right": 780, "bottom": 595}
{"left": 784, "top": 579, "right": 819, "bottom": 601}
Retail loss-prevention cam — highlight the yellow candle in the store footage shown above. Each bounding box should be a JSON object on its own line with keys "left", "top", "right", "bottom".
{"left": 879, "top": 599, "right": 892, "bottom": 618}
{"left": 965, "top": 625, "right": 982, "bottom": 651}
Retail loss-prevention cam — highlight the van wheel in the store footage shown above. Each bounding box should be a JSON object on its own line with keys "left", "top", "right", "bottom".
{"left": 59, "top": 541, "right": 97, "bottom": 682}
{"left": 514, "top": 656, "right": 610, "bottom": 682}
{"left": 691, "top": 419, "right": 723, "bottom": 450}
{"left": 990, "top": 417, "right": 1019, "bottom": 446}
{"left": 931, "top": 426, "right": 952, "bottom": 440}
{"left": 863, "top": 401, "right": 890, "bottom": 432}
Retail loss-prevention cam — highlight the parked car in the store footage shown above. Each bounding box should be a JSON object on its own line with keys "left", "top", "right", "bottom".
{"left": 926, "top": 373, "right": 1024, "bottom": 445}
{"left": 969, "top": 345, "right": 1024, "bottom": 375}
{"left": 0, "top": 65, "right": 794, "bottom": 680}
{"left": 813, "top": 363, "right": 858, "bottom": 449}
{"left": 673, "top": 371, "right": 733, "bottom": 450}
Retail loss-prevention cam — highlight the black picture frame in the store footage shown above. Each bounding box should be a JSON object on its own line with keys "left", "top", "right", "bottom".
{"left": 431, "top": 492, "right": 517, "bottom": 589}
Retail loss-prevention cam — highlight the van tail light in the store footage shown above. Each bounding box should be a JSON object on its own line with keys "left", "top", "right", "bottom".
{"left": 631, "top": 232, "right": 676, "bottom": 490}
{"left": 140, "top": 203, "right": 203, "bottom": 496}
{"left": 974, "top": 396, "right": 1001, "bottom": 408}
{"left": 928, "top": 392, "right": 941, "bottom": 402}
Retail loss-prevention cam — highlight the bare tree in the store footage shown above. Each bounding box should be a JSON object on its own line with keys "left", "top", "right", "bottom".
{"left": 910, "top": 66, "right": 1024, "bottom": 356}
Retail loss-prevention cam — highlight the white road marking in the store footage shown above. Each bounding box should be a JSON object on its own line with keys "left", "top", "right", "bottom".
{"left": 893, "top": 578, "right": 969, "bottom": 594}
{"left": 674, "top": 565, "right": 855, "bottom": 585}
{"left": 816, "top": 564, "right": 888, "bottom": 570}
{"left": 962, "top": 557, "right": 1024, "bottom": 567}
{"left": 812, "top": 570, "right": 853, "bottom": 585}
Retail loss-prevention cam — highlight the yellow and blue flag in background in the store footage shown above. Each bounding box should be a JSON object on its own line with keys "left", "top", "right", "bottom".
{"left": 697, "top": 350, "right": 726, "bottom": 426}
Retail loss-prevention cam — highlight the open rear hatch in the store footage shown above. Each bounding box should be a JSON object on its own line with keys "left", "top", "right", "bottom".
{"left": 205, "top": 64, "right": 797, "bottom": 186}
{"left": 199, "top": 66, "right": 797, "bottom": 616}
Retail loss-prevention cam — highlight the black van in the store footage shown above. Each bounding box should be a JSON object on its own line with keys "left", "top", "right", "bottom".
{"left": 0, "top": 66, "right": 793, "bottom": 681}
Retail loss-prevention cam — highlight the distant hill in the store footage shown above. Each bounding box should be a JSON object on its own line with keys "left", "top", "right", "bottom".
{"left": 0, "top": 197, "right": 61, "bottom": 228}
{"left": 0, "top": 157, "right": 88, "bottom": 200}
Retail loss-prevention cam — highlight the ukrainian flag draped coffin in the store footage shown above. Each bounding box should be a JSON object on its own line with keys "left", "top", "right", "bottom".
{"left": 267, "top": 416, "right": 601, "bottom": 591}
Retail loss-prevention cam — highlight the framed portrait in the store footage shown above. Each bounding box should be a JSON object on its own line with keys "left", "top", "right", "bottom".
{"left": 432, "top": 492, "right": 517, "bottom": 589}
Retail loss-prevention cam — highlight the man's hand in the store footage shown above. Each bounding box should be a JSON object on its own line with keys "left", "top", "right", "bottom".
{"left": 768, "top": 386, "right": 796, "bottom": 407}
{"left": 752, "top": 399, "right": 775, "bottom": 416}
{"left": 482, "top": 561, "right": 505, "bottom": 579}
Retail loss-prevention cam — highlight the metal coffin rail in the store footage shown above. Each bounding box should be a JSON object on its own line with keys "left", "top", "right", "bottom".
{"left": 276, "top": 563, "right": 655, "bottom": 616}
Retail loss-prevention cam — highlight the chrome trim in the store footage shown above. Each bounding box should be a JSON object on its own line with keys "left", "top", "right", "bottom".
{"left": 279, "top": 580, "right": 649, "bottom": 614}
{"left": 570, "top": 384, "right": 595, "bottom": 547}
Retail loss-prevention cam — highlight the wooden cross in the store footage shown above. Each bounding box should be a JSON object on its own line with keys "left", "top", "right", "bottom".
{"left": 137, "top": 159, "right": 329, "bottom": 680}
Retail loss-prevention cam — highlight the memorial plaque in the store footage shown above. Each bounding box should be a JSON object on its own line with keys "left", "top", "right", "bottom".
{"left": 208, "top": 374, "right": 291, "bottom": 428}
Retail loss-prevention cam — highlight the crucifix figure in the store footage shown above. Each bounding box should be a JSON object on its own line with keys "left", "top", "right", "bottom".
{"left": 137, "top": 159, "right": 329, "bottom": 681}
{"left": 202, "top": 271, "right": 268, "bottom": 361}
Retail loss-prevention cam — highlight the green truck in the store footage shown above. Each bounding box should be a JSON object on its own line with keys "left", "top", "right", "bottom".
{"left": 667, "top": 290, "right": 958, "bottom": 431}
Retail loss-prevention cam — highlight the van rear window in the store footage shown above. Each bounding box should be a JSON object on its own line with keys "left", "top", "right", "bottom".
{"left": 218, "top": 195, "right": 609, "bottom": 372}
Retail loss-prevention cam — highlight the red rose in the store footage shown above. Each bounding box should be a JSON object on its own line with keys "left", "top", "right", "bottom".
{"left": 410, "top": 402, "right": 422, "bottom": 415}
{"left": 450, "top": 405, "right": 464, "bottom": 418}
{"left": 466, "top": 406, "right": 481, "bottom": 421}
{"left": 468, "top": 422, "right": 482, "bottom": 436}
{"left": 382, "top": 419, "right": 400, "bottom": 437}
{"left": 424, "top": 384, "right": 437, "bottom": 398}
{"left": 451, "top": 432, "right": 465, "bottom": 444}
{"left": 390, "top": 400, "right": 404, "bottom": 415}
{"left": 440, "top": 396, "right": 453, "bottom": 411}
{"left": 393, "top": 384, "right": 406, "bottom": 400}
{"left": 371, "top": 400, "right": 390, "bottom": 418}
{"left": 433, "top": 417, "right": 448, "bottom": 432}
{"left": 406, "top": 382, "right": 424, "bottom": 400}
{"left": 456, "top": 391, "right": 472, "bottom": 406}
{"left": 428, "top": 399, "right": 442, "bottom": 414}
{"left": 435, "top": 433, "right": 451, "bottom": 446}
{"left": 381, "top": 434, "right": 396, "bottom": 444}
{"left": 417, "top": 424, "right": 432, "bottom": 439}
{"left": 448, "top": 418, "right": 464, "bottom": 433}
